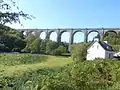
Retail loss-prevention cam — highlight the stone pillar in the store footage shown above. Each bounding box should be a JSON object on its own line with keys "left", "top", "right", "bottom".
{"left": 57, "top": 29, "right": 61, "bottom": 43}
{"left": 84, "top": 30, "right": 88, "bottom": 43}
{"left": 69, "top": 30, "right": 73, "bottom": 45}
{"left": 57, "top": 34, "right": 61, "bottom": 43}
{"left": 45, "top": 31, "right": 49, "bottom": 40}
{"left": 100, "top": 34, "right": 104, "bottom": 41}
{"left": 99, "top": 29, "right": 104, "bottom": 41}
{"left": 68, "top": 31, "right": 73, "bottom": 52}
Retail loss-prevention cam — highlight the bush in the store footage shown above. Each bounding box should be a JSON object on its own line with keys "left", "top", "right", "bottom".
{"left": 30, "top": 38, "right": 42, "bottom": 53}
{"left": 0, "top": 35, "right": 26, "bottom": 52}
{"left": 112, "top": 45, "right": 120, "bottom": 52}
{"left": 46, "top": 40, "right": 59, "bottom": 54}
{"left": 52, "top": 46, "right": 67, "bottom": 56}
{"left": 52, "top": 49, "right": 62, "bottom": 56}
{"left": 70, "top": 43, "right": 89, "bottom": 62}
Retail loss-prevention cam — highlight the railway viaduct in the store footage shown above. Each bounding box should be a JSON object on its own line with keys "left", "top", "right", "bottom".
{"left": 17, "top": 28, "right": 120, "bottom": 44}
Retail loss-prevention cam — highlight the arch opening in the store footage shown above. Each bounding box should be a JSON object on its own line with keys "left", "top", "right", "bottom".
{"left": 31, "top": 31, "right": 36, "bottom": 36}
{"left": 60, "top": 31, "right": 70, "bottom": 43}
{"left": 104, "top": 31, "right": 117, "bottom": 38}
{"left": 21, "top": 31, "right": 26, "bottom": 36}
{"left": 40, "top": 32, "right": 46, "bottom": 39}
{"left": 23, "top": 31, "right": 27, "bottom": 36}
{"left": 87, "top": 31, "right": 100, "bottom": 42}
{"left": 73, "top": 31, "right": 84, "bottom": 43}
{"left": 49, "top": 31, "right": 57, "bottom": 41}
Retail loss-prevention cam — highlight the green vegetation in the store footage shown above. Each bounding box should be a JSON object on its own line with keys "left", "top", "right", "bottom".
{"left": 0, "top": 53, "right": 48, "bottom": 66}
{"left": 70, "top": 43, "right": 90, "bottom": 61}
{"left": 0, "top": 54, "right": 120, "bottom": 90}
{"left": 1, "top": 2, "right": 120, "bottom": 89}
{"left": 0, "top": 25, "right": 68, "bottom": 56}
{"left": 103, "top": 31, "right": 120, "bottom": 52}
{"left": 23, "top": 35, "right": 68, "bottom": 55}
{"left": 0, "top": 53, "right": 72, "bottom": 76}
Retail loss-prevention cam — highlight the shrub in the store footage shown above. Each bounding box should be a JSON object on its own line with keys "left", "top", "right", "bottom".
{"left": 52, "top": 46, "right": 67, "bottom": 56}
{"left": 70, "top": 43, "right": 88, "bottom": 62}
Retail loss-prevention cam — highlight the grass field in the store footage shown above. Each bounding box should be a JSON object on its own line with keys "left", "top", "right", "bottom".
{"left": 0, "top": 53, "right": 73, "bottom": 76}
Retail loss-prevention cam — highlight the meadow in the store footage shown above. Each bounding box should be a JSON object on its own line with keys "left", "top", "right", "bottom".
{"left": 1, "top": 53, "right": 120, "bottom": 90}
{"left": 0, "top": 53, "right": 72, "bottom": 77}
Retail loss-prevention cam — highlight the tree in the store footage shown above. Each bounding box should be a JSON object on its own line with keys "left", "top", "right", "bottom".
{"left": 22, "top": 34, "right": 37, "bottom": 52}
{"left": 30, "top": 38, "right": 42, "bottom": 53}
{"left": 0, "top": 0, "right": 34, "bottom": 25}
{"left": 104, "top": 32, "right": 117, "bottom": 38}
{"left": 46, "top": 40, "right": 59, "bottom": 54}
{"left": 70, "top": 43, "right": 89, "bottom": 62}
{"left": 0, "top": 0, "right": 35, "bottom": 52}
{"left": 52, "top": 45, "right": 67, "bottom": 55}
{"left": 0, "top": 35, "right": 26, "bottom": 51}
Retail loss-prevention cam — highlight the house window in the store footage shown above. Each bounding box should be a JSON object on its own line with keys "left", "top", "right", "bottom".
{"left": 109, "top": 53, "right": 113, "bottom": 58}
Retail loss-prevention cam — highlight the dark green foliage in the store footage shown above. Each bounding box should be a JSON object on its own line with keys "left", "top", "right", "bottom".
{"left": 0, "top": 35, "right": 26, "bottom": 52}
{"left": 103, "top": 31, "right": 120, "bottom": 45}
{"left": 103, "top": 31, "right": 120, "bottom": 52}
{"left": 103, "top": 36, "right": 120, "bottom": 45}
{"left": 52, "top": 45, "right": 66, "bottom": 55}
{"left": 0, "top": 24, "right": 27, "bottom": 52}
{"left": 0, "top": 30, "right": 26, "bottom": 52}
{"left": 46, "top": 40, "right": 59, "bottom": 54}
{"left": 61, "top": 42, "right": 69, "bottom": 52}
{"left": 104, "top": 31, "right": 117, "bottom": 38}
{"left": 111, "top": 45, "right": 120, "bottom": 52}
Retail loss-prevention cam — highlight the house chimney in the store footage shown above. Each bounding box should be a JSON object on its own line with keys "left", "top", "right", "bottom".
{"left": 104, "top": 41, "right": 108, "bottom": 44}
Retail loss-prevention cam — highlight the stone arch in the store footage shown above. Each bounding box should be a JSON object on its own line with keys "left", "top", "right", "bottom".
{"left": 58, "top": 30, "right": 70, "bottom": 43}
{"left": 72, "top": 30, "right": 85, "bottom": 43}
{"left": 104, "top": 30, "right": 118, "bottom": 38}
{"left": 87, "top": 30, "right": 101, "bottom": 42}
{"left": 48, "top": 31, "right": 57, "bottom": 41}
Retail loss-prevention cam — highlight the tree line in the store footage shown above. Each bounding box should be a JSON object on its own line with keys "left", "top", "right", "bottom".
{"left": 0, "top": 25, "right": 69, "bottom": 56}
{"left": 22, "top": 34, "right": 69, "bottom": 55}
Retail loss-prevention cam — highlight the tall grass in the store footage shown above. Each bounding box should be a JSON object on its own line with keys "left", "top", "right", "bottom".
{"left": 0, "top": 53, "right": 48, "bottom": 66}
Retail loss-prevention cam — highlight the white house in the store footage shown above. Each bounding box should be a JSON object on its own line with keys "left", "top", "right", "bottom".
{"left": 87, "top": 41, "right": 115, "bottom": 60}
